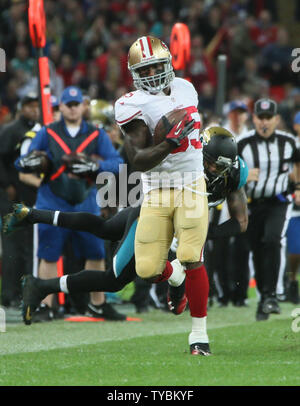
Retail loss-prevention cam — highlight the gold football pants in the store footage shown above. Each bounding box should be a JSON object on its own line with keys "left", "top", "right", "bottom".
{"left": 135, "top": 176, "right": 208, "bottom": 279}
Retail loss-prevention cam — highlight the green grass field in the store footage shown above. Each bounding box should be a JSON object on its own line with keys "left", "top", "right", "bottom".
{"left": 1, "top": 292, "right": 300, "bottom": 387}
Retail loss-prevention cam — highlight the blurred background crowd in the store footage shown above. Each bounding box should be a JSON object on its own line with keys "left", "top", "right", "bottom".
{"left": 0, "top": 0, "right": 300, "bottom": 314}
{"left": 0, "top": 0, "right": 300, "bottom": 130}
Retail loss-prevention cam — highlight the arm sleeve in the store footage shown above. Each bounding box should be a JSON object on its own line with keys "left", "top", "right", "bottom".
{"left": 237, "top": 157, "right": 249, "bottom": 189}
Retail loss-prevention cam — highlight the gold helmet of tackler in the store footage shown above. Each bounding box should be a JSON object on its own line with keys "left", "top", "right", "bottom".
{"left": 128, "top": 36, "right": 175, "bottom": 93}
{"left": 90, "top": 99, "right": 114, "bottom": 130}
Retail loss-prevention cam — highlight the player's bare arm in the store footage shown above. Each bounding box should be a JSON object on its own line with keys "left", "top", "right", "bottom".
{"left": 226, "top": 187, "right": 248, "bottom": 232}
{"left": 122, "top": 119, "right": 173, "bottom": 171}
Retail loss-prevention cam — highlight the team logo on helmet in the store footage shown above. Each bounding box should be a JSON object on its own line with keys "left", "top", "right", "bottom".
{"left": 202, "top": 129, "right": 212, "bottom": 145}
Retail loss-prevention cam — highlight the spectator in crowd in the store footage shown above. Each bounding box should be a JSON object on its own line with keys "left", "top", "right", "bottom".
{"left": 223, "top": 100, "right": 250, "bottom": 139}
{"left": 94, "top": 40, "right": 132, "bottom": 99}
{"left": 237, "top": 56, "right": 270, "bottom": 101}
{"left": 56, "top": 54, "right": 76, "bottom": 88}
{"left": 248, "top": 9, "right": 278, "bottom": 49}
{"left": 1, "top": 79, "right": 20, "bottom": 116}
{"left": 50, "top": 95, "right": 62, "bottom": 122}
{"left": 237, "top": 98, "right": 300, "bottom": 320}
{"left": 82, "top": 15, "right": 111, "bottom": 60}
{"left": 75, "top": 61, "right": 108, "bottom": 100}
{"left": 286, "top": 111, "right": 300, "bottom": 304}
{"left": 198, "top": 82, "right": 216, "bottom": 118}
{"left": 11, "top": 44, "right": 35, "bottom": 75}
{"left": 227, "top": 16, "right": 256, "bottom": 77}
{"left": 184, "top": 35, "right": 217, "bottom": 95}
{"left": 196, "top": 3, "right": 223, "bottom": 47}
{"left": 15, "top": 86, "right": 125, "bottom": 322}
{"left": 279, "top": 88, "right": 300, "bottom": 132}
{"left": 0, "top": 98, "right": 12, "bottom": 128}
{"left": 259, "top": 27, "right": 294, "bottom": 86}
{"left": 0, "top": 93, "right": 40, "bottom": 308}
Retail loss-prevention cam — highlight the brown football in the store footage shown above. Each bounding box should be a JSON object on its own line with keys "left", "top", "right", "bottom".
{"left": 32, "top": 150, "right": 52, "bottom": 174}
{"left": 61, "top": 151, "right": 87, "bottom": 166}
{"left": 153, "top": 108, "right": 187, "bottom": 145}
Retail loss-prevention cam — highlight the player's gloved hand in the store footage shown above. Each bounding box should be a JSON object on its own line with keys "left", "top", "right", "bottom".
{"left": 164, "top": 114, "right": 195, "bottom": 148}
{"left": 19, "top": 150, "right": 49, "bottom": 173}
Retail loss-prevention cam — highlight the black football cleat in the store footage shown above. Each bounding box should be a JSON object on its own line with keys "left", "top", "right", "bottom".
{"left": 256, "top": 302, "right": 269, "bottom": 321}
{"left": 190, "top": 342, "right": 211, "bottom": 356}
{"left": 87, "top": 302, "right": 126, "bottom": 321}
{"left": 262, "top": 297, "right": 281, "bottom": 314}
{"left": 21, "top": 275, "right": 45, "bottom": 325}
{"left": 3, "top": 203, "right": 32, "bottom": 235}
{"left": 167, "top": 280, "right": 187, "bottom": 315}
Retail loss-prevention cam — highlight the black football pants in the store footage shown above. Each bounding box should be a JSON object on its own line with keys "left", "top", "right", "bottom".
{"left": 246, "top": 199, "right": 291, "bottom": 300}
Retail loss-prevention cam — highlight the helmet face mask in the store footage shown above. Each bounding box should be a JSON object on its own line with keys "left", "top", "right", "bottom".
{"left": 128, "top": 36, "right": 175, "bottom": 93}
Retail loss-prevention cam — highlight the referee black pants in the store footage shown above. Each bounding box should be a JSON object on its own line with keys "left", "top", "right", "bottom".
{"left": 246, "top": 199, "right": 291, "bottom": 300}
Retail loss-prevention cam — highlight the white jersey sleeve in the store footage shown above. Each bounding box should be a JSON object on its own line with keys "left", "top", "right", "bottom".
{"left": 114, "top": 91, "right": 147, "bottom": 127}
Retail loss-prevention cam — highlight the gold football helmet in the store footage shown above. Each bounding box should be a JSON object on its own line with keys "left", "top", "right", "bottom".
{"left": 90, "top": 99, "right": 114, "bottom": 130}
{"left": 128, "top": 36, "right": 175, "bottom": 93}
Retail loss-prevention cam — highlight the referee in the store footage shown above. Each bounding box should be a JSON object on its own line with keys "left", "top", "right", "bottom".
{"left": 237, "top": 98, "right": 300, "bottom": 321}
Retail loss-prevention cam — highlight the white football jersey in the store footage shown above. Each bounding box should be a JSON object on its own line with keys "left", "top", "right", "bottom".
{"left": 115, "top": 77, "right": 204, "bottom": 194}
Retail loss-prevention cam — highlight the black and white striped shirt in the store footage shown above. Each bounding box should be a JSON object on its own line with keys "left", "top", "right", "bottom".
{"left": 237, "top": 129, "right": 300, "bottom": 200}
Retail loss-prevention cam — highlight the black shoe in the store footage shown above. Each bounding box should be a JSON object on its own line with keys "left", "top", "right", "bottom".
{"left": 288, "top": 281, "right": 300, "bottom": 304}
{"left": 87, "top": 302, "right": 126, "bottom": 321}
{"left": 256, "top": 302, "right": 269, "bottom": 321}
{"left": 262, "top": 297, "right": 281, "bottom": 314}
{"left": 190, "top": 342, "right": 211, "bottom": 356}
{"left": 21, "top": 275, "right": 45, "bottom": 325}
{"left": 217, "top": 297, "right": 229, "bottom": 307}
{"left": 233, "top": 299, "right": 248, "bottom": 307}
{"left": 32, "top": 303, "right": 54, "bottom": 323}
{"left": 167, "top": 280, "right": 187, "bottom": 315}
{"left": 135, "top": 305, "right": 149, "bottom": 314}
{"left": 218, "top": 301, "right": 228, "bottom": 308}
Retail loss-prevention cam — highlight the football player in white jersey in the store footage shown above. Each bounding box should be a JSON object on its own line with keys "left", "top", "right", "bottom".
{"left": 115, "top": 36, "right": 210, "bottom": 355}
